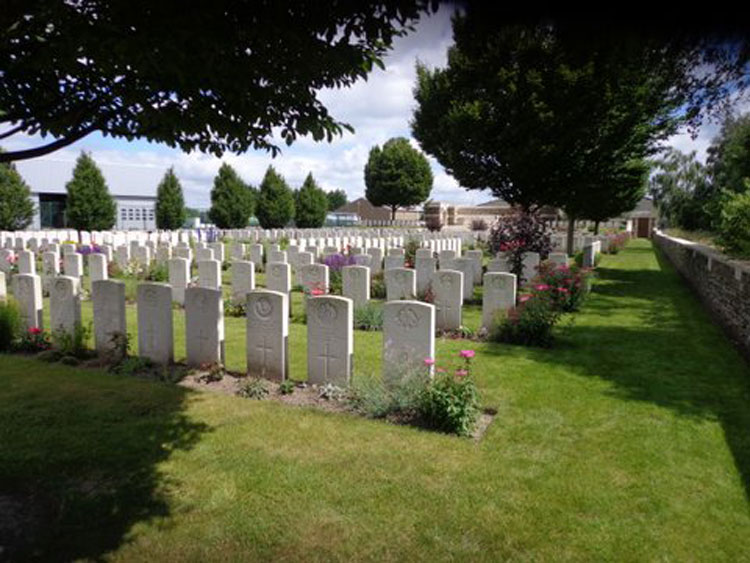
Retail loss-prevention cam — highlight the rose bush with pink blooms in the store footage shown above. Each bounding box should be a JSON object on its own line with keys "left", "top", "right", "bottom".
{"left": 490, "top": 288, "right": 561, "bottom": 348}
{"left": 533, "top": 261, "right": 593, "bottom": 312}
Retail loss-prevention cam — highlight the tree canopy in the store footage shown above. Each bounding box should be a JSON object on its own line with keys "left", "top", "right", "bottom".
{"left": 155, "top": 168, "right": 186, "bottom": 230}
{"left": 326, "top": 189, "right": 348, "bottom": 212}
{"left": 65, "top": 152, "right": 116, "bottom": 230}
{"left": 0, "top": 153, "right": 34, "bottom": 230}
{"left": 0, "top": 0, "right": 435, "bottom": 163}
{"left": 707, "top": 112, "right": 750, "bottom": 194}
{"left": 295, "top": 173, "right": 328, "bottom": 228}
{"left": 256, "top": 166, "right": 295, "bottom": 229}
{"left": 208, "top": 163, "right": 253, "bottom": 228}
{"left": 364, "top": 137, "right": 433, "bottom": 220}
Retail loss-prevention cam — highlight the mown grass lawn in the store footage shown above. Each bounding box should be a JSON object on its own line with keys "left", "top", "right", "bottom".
{"left": 2, "top": 239, "right": 750, "bottom": 561}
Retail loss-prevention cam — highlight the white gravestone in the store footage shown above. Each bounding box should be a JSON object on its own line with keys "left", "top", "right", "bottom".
{"left": 367, "top": 247, "right": 383, "bottom": 274}
{"left": 487, "top": 255, "right": 511, "bottom": 273}
{"left": 64, "top": 253, "right": 83, "bottom": 278}
{"left": 174, "top": 246, "right": 192, "bottom": 263}
{"left": 168, "top": 257, "right": 190, "bottom": 305}
{"left": 134, "top": 246, "right": 151, "bottom": 268}
{"left": 13, "top": 274, "right": 43, "bottom": 330}
{"left": 453, "top": 257, "right": 475, "bottom": 300}
{"left": 231, "top": 243, "right": 246, "bottom": 261}
{"left": 269, "top": 250, "right": 287, "bottom": 264}
{"left": 89, "top": 253, "right": 108, "bottom": 284}
{"left": 198, "top": 259, "right": 221, "bottom": 289}
{"left": 231, "top": 260, "right": 256, "bottom": 304}
{"left": 465, "top": 249, "right": 484, "bottom": 286}
{"left": 298, "top": 264, "right": 329, "bottom": 295}
{"left": 50, "top": 276, "right": 81, "bottom": 336}
{"left": 185, "top": 287, "right": 225, "bottom": 366}
{"left": 137, "top": 283, "right": 174, "bottom": 365}
{"left": 384, "top": 255, "right": 404, "bottom": 270}
{"left": 42, "top": 251, "right": 60, "bottom": 292}
{"left": 482, "top": 272, "right": 517, "bottom": 329}
{"left": 249, "top": 244, "right": 264, "bottom": 271}
{"left": 266, "top": 262, "right": 291, "bottom": 296}
{"left": 196, "top": 247, "right": 215, "bottom": 262}
{"left": 0, "top": 272, "right": 6, "bottom": 302}
{"left": 246, "top": 289, "right": 289, "bottom": 381}
{"left": 438, "top": 250, "right": 456, "bottom": 271}
{"left": 115, "top": 245, "right": 130, "bottom": 270}
{"left": 307, "top": 296, "right": 353, "bottom": 386}
{"left": 431, "top": 270, "right": 463, "bottom": 331}
{"left": 415, "top": 256, "right": 436, "bottom": 295}
{"left": 522, "top": 252, "right": 540, "bottom": 284}
{"left": 382, "top": 301, "right": 435, "bottom": 384}
{"left": 92, "top": 280, "right": 127, "bottom": 359}
{"left": 385, "top": 268, "right": 416, "bottom": 301}
{"left": 342, "top": 265, "right": 370, "bottom": 308}
{"left": 209, "top": 242, "right": 225, "bottom": 263}
{"left": 548, "top": 253, "right": 568, "bottom": 267}
{"left": 18, "top": 250, "right": 35, "bottom": 275}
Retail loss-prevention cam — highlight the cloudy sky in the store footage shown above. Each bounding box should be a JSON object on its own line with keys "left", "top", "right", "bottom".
{"left": 5, "top": 5, "right": 726, "bottom": 209}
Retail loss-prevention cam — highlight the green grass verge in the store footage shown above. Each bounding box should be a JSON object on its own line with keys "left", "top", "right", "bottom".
{"left": 2, "top": 240, "right": 749, "bottom": 561}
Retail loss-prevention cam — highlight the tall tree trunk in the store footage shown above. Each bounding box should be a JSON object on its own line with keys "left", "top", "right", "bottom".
{"left": 391, "top": 205, "right": 397, "bottom": 221}
{"left": 566, "top": 216, "right": 576, "bottom": 256}
{"left": 594, "top": 220, "right": 600, "bottom": 235}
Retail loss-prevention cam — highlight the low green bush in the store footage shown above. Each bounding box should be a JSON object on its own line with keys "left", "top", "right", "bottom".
{"left": 0, "top": 299, "right": 21, "bottom": 352}
{"left": 490, "top": 291, "right": 561, "bottom": 348}
{"left": 237, "top": 378, "right": 270, "bottom": 399}
{"left": 717, "top": 190, "right": 750, "bottom": 257}
{"left": 353, "top": 302, "right": 383, "bottom": 331}
{"left": 53, "top": 322, "right": 92, "bottom": 359}
{"left": 370, "top": 271, "right": 386, "bottom": 299}
{"left": 419, "top": 370, "right": 479, "bottom": 437}
{"left": 534, "top": 262, "right": 593, "bottom": 312}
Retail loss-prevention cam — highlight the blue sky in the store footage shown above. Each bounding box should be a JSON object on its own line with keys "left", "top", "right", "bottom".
{"left": 6, "top": 5, "right": 732, "bottom": 209}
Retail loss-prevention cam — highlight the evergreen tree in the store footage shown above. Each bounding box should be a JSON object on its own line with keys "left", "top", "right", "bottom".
{"left": 326, "top": 189, "right": 348, "bottom": 211}
{"left": 208, "top": 163, "right": 253, "bottom": 228}
{"left": 364, "top": 137, "right": 433, "bottom": 220}
{"left": 0, "top": 151, "right": 35, "bottom": 231}
{"left": 256, "top": 166, "right": 295, "bottom": 228}
{"left": 295, "top": 173, "right": 328, "bottom": 228}
{"left": 155, "top": 167, "right": 187, "bottom": 229}
{"left": 65, "top": 151, "right": 116, "bottom": 230}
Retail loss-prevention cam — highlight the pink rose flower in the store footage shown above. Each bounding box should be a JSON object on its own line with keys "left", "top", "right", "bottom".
{"left": 424, "top": 358, "right": 435, "bottom": 366}
{"left": 459, "top": 350, "right": 475, "bottom": 359}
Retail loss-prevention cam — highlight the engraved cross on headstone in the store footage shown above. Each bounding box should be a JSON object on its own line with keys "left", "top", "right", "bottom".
{"left": 317, "top": 341, "right": 336, "bottom": 379}
{"left": 256, "top": 336, "right": 273, "bottom": 374}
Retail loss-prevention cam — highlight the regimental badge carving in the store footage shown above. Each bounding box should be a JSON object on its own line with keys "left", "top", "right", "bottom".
{"left": 254, "top": 296, "right": 273, "bottom": 319}
{"left": 143, "top": 287, "right": 158, "bottom": 305}
{"left": 316, "top": 301, "right": 338, "bottom": 325}
{"left": 396, "top": 307, "right": 419, "bottom": 329}
{"left": 439, "top": 273, "right": 453, "bottom": 287}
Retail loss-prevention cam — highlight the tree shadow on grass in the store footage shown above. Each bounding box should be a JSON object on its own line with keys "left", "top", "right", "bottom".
{"left": 0, "top": 361, "right": 209, "bottom": 561}
{"left": 486, "top": 247, "right": 750, "bottom": 502}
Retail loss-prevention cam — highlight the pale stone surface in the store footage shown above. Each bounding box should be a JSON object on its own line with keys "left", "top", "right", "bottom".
{"left": 134, "top": 245, "right": 152, "bottom": 268}
{"left": 269, "top": 250, "right": 287, "bottom": 264}
{"left": 487, "top": 255, "right": 511, "bottom": 273}
{"left": 295, "top": 251, "right": 313, "bottom": 269}
{"left": 482, "top": 272, "right": 517, "bottom": 329}
{"left": 465, "top": 249, "right": 484, "bottom": 286}
{"left": 231, "top": 260, "right": 256, "bottom": 304}
{"left": 384, "top": 255, "right": 404, "bottom": 270}
{"left": 64, "top": 253, "right": 83, "bottom": 278}
{"left": 42, "top": 251, "right": 59, "bottom": 292}
{"left": 168, "top": 257, "right": 190, "bottom": 305}
{"left": 231, "top": 243, "right": 246, "bottom": 261}
{"left": 156, "top": 245, "right": 172, "bottom": 263}
{"left": 382, "top": 300, "right": 435, "bottom": 384}
{"left": 246, "top": 289, "right": 288, "bottom": 381}
{"left": 438, "top": 250, "right": 456, "bottom": 270}
{"left": 174, "top": 246, "right": 192, "bottom": 262}
{"left": 249, "top": 244, "right": 264, "bottom": 270}
{"left": 266, "top": 262, "right": 291, "bottom": 295}
{"left": 388, "top": 248, "right": 405, "bottom": 256}
{"left": 385, "top": 267, "right": 416, "bottom": 301}
{"left": 453, "top": 258, "right": 475, "bottom": 300}
{"left": 548, "top": 252, "right": 569, "bottom": 267}
{"left": 185, "top": 287, "right": 225, "bottom": 366}
{"left": 342, "top": 265, "right": 370, "bottom": 308}
{"left": 522, "top": 252, "right": 540, "bottom": 283}
{"left": 432, "top": 270, "right": 463, "bottom": 331}
{"left": 92, "top": 280, "right": 127, "bottom": 358}
{"left": 307, "top": 295, "right": 353, "bottom": 386}
{"left": 116, "top": 245, "right": 130, "bottom": 269}
{"left": 18, "top": 250, "right": 35, "bottom": 275}
{"left": 298, "top": 264, "right": 329, "bottom": 294}
{"left": 196, "top": 247, "right": 215, "bottom": 262}
{"left": 416, "top": 248, "right": 433, "bottom": 259}
{"left": 0, "top": 272, "right": 6, "bottom": 302}
{"left": 415, "top": 256, "right": 436, "bottom": 295}
{"left": 367, "top": 247, "right": 383, "bottom": 274}
{"left": 583, "top": 242, "right": 601, "bottom": 268}
{"left": 49, "top": 276, "right": 81, "bottom": 336}
{"left": 13, "top": 274, "right": 43, "bottom": 330}
{"left": 137, "top": 283, "right": 174, "bottom": 364}
{"left": 198, "top": 259, "right": 221, "bottom": 289}
{"left": 89, "top": 253, "right": 108, "bottom": 284}
{"left": 209, "top": 242, "right": 225, "bottom": 263}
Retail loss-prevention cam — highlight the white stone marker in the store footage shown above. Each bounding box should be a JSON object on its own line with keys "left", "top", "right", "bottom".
{"left": 298, "top": 264, "right": 329, "bottom": 295}
{"left": 439, "top": 250, "right": 456, "bottom": 270}
{"left": 198, "top": 259, "right": 221, "bottom": 289}
{"left": 0, "top": 272, "right": 6, "bottom": 302}
{"left": 64, "top": 253, "right": 83, "bottom": 278}
{"left": 168, "top": 257, "right": 190, "bottom": 305}
{"left": 231, "top": 260, "right": 256, "bottom": 304}
{"left": 49, "top": 276, "right": 81, "bottom": 336}
{"left": 269, "top": 250, "right": 287, "bottom": 264}
{"left": 487, "top": 255, "right": 511, "bottom": 273}
{"left": 415, "top": 256, "right": 436, "bottom": 295}
{"left": 209, "top": 242, "right": 225, "bottom": 263}
{"left": 453, "top": 258, "right": 475, "bottom": 300}
{"left": 307, "top": 295, "right": 353, "bottom": 386}
{"left": 295, "top": 251, "right": 313, "bottom": 269}
{"left": 156, "top": 245, "right": 172, "bottom": 263}
{"left": 385, "top": 268, "right": 416, "bottom": 301}
{"left": 522, "top": 252, "right": 540, "bottom": 284}
{"left": 432, "top": 270, "right": 463, "bottom": 331}
{"left": 92, "top": 280, "right": 127, "bottom": 359}
{"left": 583, "top": 242, "right": 601, "bottom": 268}
{"left": 89, "top": 253, "right": 108, "bottom": 283}
{"left": 482, "top": 272, "right": 517, "bottom": 329}
{"left": 382, "top": 300, "right": 435, "bottom": 384}
{"left": 266, "top": 262, "right": 291, "bottom": 296}
{"left": 246, "top": 289, "right": 288, "bottom": 381}
{"left": 116, "top": 245, "right": 130, "bottom": 270}
{"left": 18, "top": 250, "right": 35, "bottom": 275}
{"left": 384, "top": 254, "right": 404, "bottom": 270}
{"left": 196, "top": 247, "right": 215, "bottom": 262}
{"left": 342, "top": 265, "right": 370, "bottom": 308}
{"left": 231, "top": 242, "right": 246, "bottom": 261}
{"left": 465, "top": 249, "right": 484, "bottom": 286}
{"left": 13, "top": 274, "right": 43, "bottom": 330}
{"left": 548, "top": 253, "right": 569, "bottom": 267}
{"left": 41, "top": 251, "right": 59, "bottom": 292}
{"left": 185, "top": 287, "right": 225, "bottom": 366}
{"left": 134, "top": 245, "right": 151, "bottom": 268}
{"left": 416, "top": 248, "right": 433, "bottom": 260}
{"left": 367, "top": 247, "right": 383, "bottom": 274}
{"left": 249, "top": 244, "right": 264, "bottom": 271}
{"left": 174, "top": 246, "right": 192, "bottom": 263}
{"left": 137, "top": 283, "right": 174, "bottom": 365}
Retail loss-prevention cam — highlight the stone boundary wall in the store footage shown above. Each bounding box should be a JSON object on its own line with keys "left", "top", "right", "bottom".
{"left": 653, "top": 229, "right": 750, "bottom": 361}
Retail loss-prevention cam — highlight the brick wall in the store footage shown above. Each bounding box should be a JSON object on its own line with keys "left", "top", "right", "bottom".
{"left": 653, "top": 230, "right": 750, "bottom": 361}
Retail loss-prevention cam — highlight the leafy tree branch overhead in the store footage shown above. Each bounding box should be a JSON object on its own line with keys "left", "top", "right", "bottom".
{"left": 0, "top": 0, "right": 436, "bottom": 163}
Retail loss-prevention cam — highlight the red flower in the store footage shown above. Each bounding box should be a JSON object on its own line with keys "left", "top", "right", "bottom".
{"left": 28, "top": 327, "right": 42, "bottom": 335}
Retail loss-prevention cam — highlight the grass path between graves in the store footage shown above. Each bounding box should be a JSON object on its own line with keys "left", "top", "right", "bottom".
{"left": 2, "top": 239, "right": 750, "bottom": 561}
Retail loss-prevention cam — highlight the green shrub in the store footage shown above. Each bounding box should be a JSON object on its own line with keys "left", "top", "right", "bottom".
{"left": 237, "top": 378, "right": 270, "bottom": 399}
{"left": 371, "top": 271, "right": 386, "bottom": 299}
{"left": 419, "top": 371, "right": 479, "bottom": 437}
{"left": 109, "top": 355, "right": 153, "bottom": 377}
{"left": 0, "top": 299, "right": 21, "bottom": 352}
{"left": 278, "top": 379, "right": 296, "bottom": 395}
{"left": 144, "top": 261, "right": 169, "bottom": 282}
{"left": 534, "top": 262, "right": 593, "bottom": 312}
{"left": 490, "top": 291, "right": 561, "bottom": 347}
{"left": 52, "top": 322, "right": 92, "bottom": 359}
{"left": 14, "top": 327, "right": 52, "bottom": 353}
{"left": 318, "top": 383, "right": 346, "bottom": 401}
{"left": 717, "top": 190, "right": 750, "bottom": 257}
{"left": 353, "top": 302, "right": 383, "bottom": 331}
{"left": 348, "top": 372, "right": 426, "bottom": 418}
{"left": 224, "top": 298, "right": 246, "bottom": 317}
